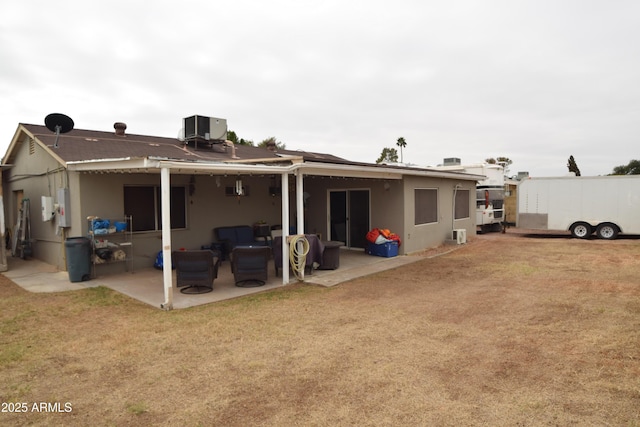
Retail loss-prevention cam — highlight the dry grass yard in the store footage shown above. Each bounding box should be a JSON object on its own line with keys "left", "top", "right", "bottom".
{"left": 1, "top": 230, "right": 639, "bottom": 426}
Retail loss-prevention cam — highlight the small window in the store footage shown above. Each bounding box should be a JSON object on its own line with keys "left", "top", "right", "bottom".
{"left": 124, "top": 187, "right": 156, "bottom": 231}
{"left": 415, "top": 188, "right": 438, "bottom": 225}
{"left": 124, "top": 185, "right": 187, "bottom": 232}
{"left": 454, "top": 189, "right": 470, "bottom": 220}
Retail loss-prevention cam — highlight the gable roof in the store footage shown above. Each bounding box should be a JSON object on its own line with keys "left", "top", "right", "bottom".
{"left": 4, "top": 123, "right": 302, "bottom": 165}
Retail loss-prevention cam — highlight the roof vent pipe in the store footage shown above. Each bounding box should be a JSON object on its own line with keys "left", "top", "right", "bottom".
{"left": 114, "top": 122, "right": 127, "bottom": 136}
{"left": 225, "top": 140, "right": 239, "bottom": 159}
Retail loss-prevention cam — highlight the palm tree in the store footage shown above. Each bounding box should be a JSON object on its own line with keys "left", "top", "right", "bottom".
{"left": 396, "top": 137, "right": 407, "bottom": 163}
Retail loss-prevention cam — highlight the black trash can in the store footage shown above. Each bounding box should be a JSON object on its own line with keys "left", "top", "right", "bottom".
{"left": 65, "top": 237, "right": 92, "bottom": 282}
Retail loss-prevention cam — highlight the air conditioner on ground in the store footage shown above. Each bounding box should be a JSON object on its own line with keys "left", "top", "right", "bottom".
{"left": 452, "top": 229, "right": 467, "bottom": 244}
{"left": 183, "top": 115, "right": 227, "bottom": 142}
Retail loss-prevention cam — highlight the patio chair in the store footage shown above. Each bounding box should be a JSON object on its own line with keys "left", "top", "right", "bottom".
{"left": 172, "top": 250, "right": 220, "bottom": 294}
{"left": 230, "top": 246, "right": 272, "bottom": 287}
{"left": 213, "top": 225, "right": 267, "bottom": 261}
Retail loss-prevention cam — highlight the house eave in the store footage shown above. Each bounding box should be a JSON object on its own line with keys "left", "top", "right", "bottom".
{"left": 292, "top": 162, "right": 484, "bottom": 181}
{"left": 65, "top": 156, "right": 485, "bottom": 181}
{"left": 66, "top": 157, "right": 152, "bottom": 172}
{"left": 66, "top": 157, "right": 294, "bottom": 175}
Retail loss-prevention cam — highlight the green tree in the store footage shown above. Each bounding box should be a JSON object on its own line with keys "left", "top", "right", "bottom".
{"left": 611, "top": 159, "right": 640, "bottom": 175}
{"left": 376, "top": 147, "right": 398, "bottom": 164}
{"left": 567, "top": 155, "right": 581, "bottom": 176}
{"left": 257, "top": 137, "right": 285, "bottom": 150}
{"left": 396, "top": 137, "right": 407, "bottom": 163}
{"left": 227, "top": 130, "right": 238, "bottom": 143}
{"left": 226, "top": 130, "right": 254, "bottom": 146}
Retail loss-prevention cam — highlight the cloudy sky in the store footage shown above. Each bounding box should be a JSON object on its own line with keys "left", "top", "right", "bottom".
{"left": 1, "top": 0, "right": 638, "bottom": 177}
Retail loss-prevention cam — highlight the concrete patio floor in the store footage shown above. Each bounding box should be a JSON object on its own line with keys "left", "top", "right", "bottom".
{"left": 2, "top": 248, "right": 428, "bottom": 309}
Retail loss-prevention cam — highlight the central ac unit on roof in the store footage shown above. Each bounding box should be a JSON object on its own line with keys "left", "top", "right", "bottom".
{"left": 183, "top": 115, "right": 227, "bottom": 142}
{"left": 452, "top": 229, "right": 467, "bottom": 245}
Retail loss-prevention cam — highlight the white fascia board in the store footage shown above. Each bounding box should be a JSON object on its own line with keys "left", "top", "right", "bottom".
{"left": 156, "top": 160, "right": 292, "bottom": 175}
{"left": 407, "top": 169, "right": 485, "bottom": 181}
{"left": 66, "top": 158, "right": 291, "bottom": 175}
{"left": 66, "top": 157, "right": 147, "bottom": 171}
{"left": 293, "top": 163, "right": 403, "bottom": 180}
{"left": 66, "top": 157, "right": 484, "bottom": 181}
{"left": 292, "top": 162, "right": 483, "bottom": 181}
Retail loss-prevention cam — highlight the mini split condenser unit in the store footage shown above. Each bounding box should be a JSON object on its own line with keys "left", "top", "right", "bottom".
{"left": 183, "top": 115, "right": 227, "bottom": 142}
{"left": 452, "top": 229, "right": 467, "bottom": 244}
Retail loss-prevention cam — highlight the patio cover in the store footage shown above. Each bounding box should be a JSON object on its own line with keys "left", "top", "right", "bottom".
{"left": 67, "top": 156, "right": 483, "bottom": 310}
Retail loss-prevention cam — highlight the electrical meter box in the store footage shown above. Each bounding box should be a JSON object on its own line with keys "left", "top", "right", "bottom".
{"left": 57, "top": 188, "right": 71, "bottom": 227}
{"left": 41, "top": 196, "right": 54, "bottom": 221}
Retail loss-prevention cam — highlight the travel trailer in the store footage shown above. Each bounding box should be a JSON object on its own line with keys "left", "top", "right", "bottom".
{"left": 434, "top": 159, "right": 505, "bottom": 233}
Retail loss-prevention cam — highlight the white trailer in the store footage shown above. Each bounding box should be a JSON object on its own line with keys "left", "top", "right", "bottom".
{"left": 517, "top": 175, "right": 640, "bottom": 239}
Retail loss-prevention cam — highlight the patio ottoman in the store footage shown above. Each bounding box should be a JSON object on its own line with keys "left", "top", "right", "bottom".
{"left": 318, "top": 241, "right": 343, "bottom": 270}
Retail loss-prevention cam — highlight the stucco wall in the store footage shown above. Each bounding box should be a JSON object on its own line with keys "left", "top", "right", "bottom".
{"left": 2, "top": 135, "right": 71, "bottom": 269}
{"left": 299, "top": 174, "right": 475, "bottom": 255}
{"left": 88, "top": 172, "right": 475, "bottom": 260}
{"left": 77, "top": 173, "right": 287, "bottom": 271}
{"left": 302, "top": 176, "right": 404, "bottom": 245}
{"left": 401, "top": 176, "right": 475, "bottom": 254}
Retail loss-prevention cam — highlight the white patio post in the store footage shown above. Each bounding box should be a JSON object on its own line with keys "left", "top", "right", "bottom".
{"left": 295, "top": 169, "right": 305, "bottom": 279}
{"left": 296, "top": 169, "right": 304, "bottom": 235}
{"left": 281, "top": 172, "right": 290, "bottom": 284}
{"left": 160, "top": 166, "right": 174, "bottom": 310}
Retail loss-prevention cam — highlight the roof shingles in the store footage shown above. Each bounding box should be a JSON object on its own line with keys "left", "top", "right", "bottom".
{"left": 23, "top": 124, "right": 290, "bottom": 164}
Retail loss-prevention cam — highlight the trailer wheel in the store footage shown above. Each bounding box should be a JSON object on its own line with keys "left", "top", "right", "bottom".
{"left": 570, "top": 222, "right": 592, "bottom": 239}
{"left": 596, "top": 223, "right": 619, "bottom": 240}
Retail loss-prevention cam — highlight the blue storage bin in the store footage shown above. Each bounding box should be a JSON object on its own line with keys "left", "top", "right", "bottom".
{"left": 92, "top": 219, "right": 110, "bottom": 230}
{"left": 366, "top": 241, "right": 398, "bottom": 258}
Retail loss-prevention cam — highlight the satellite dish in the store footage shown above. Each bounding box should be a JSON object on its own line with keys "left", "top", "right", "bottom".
{"left": 177, "top": 127, "right": 185, "bottom": 142}
{"left": 44, "top": 113, "right": 74, "bottom": 148}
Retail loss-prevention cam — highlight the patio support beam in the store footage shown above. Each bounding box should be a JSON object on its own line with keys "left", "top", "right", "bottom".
{"left": 281, "top": 172, "right": 290, "bottom": 284}
{"left": 295, "top": 169, "right": 305, "bottom": 280}
{"left": 296, "top": 169, "right": 304, "bottom": 235}
{"left": 160, "top": 166, "right": 174, "bottom": 310}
